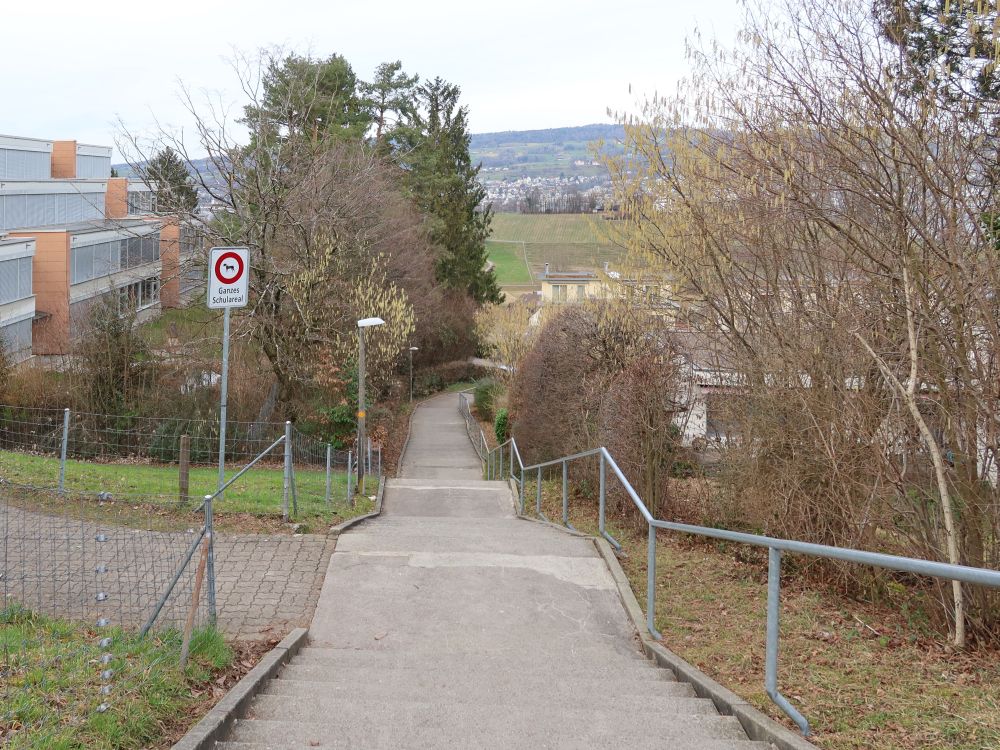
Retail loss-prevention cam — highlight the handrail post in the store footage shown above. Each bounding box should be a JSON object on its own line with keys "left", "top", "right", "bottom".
{"left": 562, "top": 460, "right": 569, "bottom": 525}
{"left": 58, "top": 408, "right": 70, "bottom": 494}
{"left": 519, "top": 466, "right": 525, "bottom": 514}
{"left": 536, "top": 466, "right": 542, "bottom": 515}
{"left": 767, "top": 547, "right": 810, "bottom": 735}
{"left": 599, "top": 452, "right": 607, "bottom": 535}
{"left": 509, "top": 443, "right": 514, "bottom": 479}
{"left": 646, "top": 524, "right": 662, "bottom": 639}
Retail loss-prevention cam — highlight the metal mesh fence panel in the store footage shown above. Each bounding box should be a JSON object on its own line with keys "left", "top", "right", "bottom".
{"left": 1, "top": 483, "right": 209, "bottom": 744}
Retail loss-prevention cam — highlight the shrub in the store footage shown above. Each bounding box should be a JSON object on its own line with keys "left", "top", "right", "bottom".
{"left": 473, "top": 378, "right": 500, "bottom": 422}
{"left": 494, "top": 408, "right": 509, "bottom": 443}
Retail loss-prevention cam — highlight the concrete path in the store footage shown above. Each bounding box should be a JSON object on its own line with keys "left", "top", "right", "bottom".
{"left": 219, "top": 392, "right": 768, "bottom": 748}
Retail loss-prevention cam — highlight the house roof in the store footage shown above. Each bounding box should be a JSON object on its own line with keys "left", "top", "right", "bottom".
{"left": 538, "top": 269, "right": 598, "bottom": 283}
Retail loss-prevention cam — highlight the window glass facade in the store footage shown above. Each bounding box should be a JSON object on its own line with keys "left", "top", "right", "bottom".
{"left": 118, "top": 277, "right": 160, "bottom": 313}
{"left": 0, "top": 257, "right": 33, "bottom": 304}
{"left": 127, "top": 190, "right": 155, "bottom": 215}
{"left": 0, "top": 192, "right": 104, "bottom": 231}
{"left": 0, "top": 318, "right": 32, "bottom": 357}
{"left": 0, "top": 148, "right": 50, "bottom": 180}
{"left": 76, "top": 154, "right": 111, "bottom": 179}
{"left": 71, "top": 231, "right": 161, "bottom": 285}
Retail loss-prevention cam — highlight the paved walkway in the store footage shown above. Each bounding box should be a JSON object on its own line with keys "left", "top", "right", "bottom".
{"left": 1, "top": 503, "right": 334, "bottom": 639}
{"left": 221, "top": 392, "right": 768, "bottom": 748}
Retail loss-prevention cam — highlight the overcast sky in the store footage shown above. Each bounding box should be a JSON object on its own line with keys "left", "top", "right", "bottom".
{"left": 2, "top": 0, "right": 745, "bottom": 159}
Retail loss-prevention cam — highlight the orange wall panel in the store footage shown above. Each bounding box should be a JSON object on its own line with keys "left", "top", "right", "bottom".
{"left": 10, "top": 231, "right": 70, "bottom": 354}
{"left": 51, "top": 141, "right": 77, "bottom": 179}
{"left": 105, "top": 177, "right": 128, "bottom": 219}
{"left": 160, "top": 220, "right": 181, "bottom": 308}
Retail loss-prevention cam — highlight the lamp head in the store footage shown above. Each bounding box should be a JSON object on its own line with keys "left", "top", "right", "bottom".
{"left": 357, "top": 317, "right": 385, "bottom": 328}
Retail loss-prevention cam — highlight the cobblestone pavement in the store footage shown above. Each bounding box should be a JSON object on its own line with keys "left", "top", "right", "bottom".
{"left": 1, "top": 502, "right": 336, "bottom": 639}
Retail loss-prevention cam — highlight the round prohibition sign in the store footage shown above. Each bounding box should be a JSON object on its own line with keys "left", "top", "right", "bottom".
{"left": 214, "top": 252, "right": 245, "bottom": 285}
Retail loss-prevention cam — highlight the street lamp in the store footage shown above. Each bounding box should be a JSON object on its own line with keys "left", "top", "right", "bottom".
{"left": 357, "top": 317, "right": 384, "bottom": 493}
{"left": 408, "top": 346, "right": 419, "bottom": 402}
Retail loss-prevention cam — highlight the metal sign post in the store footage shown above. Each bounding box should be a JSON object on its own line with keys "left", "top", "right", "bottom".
{"left": 207, "top": 247, "right": 250, "bottom": 501}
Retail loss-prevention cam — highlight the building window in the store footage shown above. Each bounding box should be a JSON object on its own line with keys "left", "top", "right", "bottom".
{"left": 127, "top": 191, "right": 156, "bottom": 215}
{"left": 576, "top": 284, "right": 586, "bottom": 300}
{"left": 552, "top": 285, "right": 567, "bottom": 303}
{"left": 0, "top": 257, "right": 33, "bottom": 304}
{"left": 117, "top": 276, "right": 160, "bottom": 315}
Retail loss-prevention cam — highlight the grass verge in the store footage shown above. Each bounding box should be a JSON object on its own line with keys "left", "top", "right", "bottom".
{"left": 1, "top": 606, "right": 237, "bottom": 750}
{"left": 524, "top": 475, "right": 1000, "bottom": 750}
{"left": 0, "top": 450, "right": 374, "bottom": 533}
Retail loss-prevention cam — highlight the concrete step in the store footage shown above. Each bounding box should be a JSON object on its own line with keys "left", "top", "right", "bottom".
{"left": 263, "top": 674, "right": 697, "bottom": 703}
{"left": 248, "top": 692, "right": 720, "bottom": 722}
{"left": 294, "top": 644, "right": 652, "bottom": 667}
{"left": 218, "top": 741, "right": 771, "bottom": 750}
{"left": 333, "top": 518, "right": 596, "bottom": 556}
{"left": 227, "top": 711, "right": 762, "bottom": 747}
{"left": 387, "top": 478, "right": 507, "bottom": 490}
{"left": 276, "top": 658, "right": 671, "bottom": 685}
{"left": 218, "top": 742, "right": 772, "bottom": 750}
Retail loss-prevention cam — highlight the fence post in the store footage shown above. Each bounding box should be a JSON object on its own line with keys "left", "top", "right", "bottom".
{"left": 347, "top": 449, "right": 354, "bottom": 506}
{"left": 599, "top": 452, "right": 607, "bottom": 536}
{"left": 324, "top": 444, "right": 332, "bottom": 508}
{"left": 179, "top": 434, "right": 190, "bottom": 505}
{"left": 377, "top": 446, "right": 382, "bottom": 478}
{"left": 179, "top": 531, "right": 210, "bottom": 668}
{"left": 58, "top": 408, "right": 70, "bottom": 494}
{"left": 519, "top": 467, "right": 525, "bottom": 514}
{"left": 282, "top": 421, "right": 292, "bottom": 522}
{"left": 562, "top": 460, "right": 569, "bottom": 525}
{"left": 646, "top": 524, "right": 661, "bottom": 639}
{"left": 205, "top": 494, "right": 217, "bottom": 625}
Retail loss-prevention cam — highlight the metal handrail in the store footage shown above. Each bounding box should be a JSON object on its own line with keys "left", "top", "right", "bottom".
{"left": 476, "top": 430, "right": 1000, "bottom": 737}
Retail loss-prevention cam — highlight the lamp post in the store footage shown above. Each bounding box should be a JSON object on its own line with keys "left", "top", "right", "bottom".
{"left": 408, "top": 346, "right": 419, "bottom": 402}
{"left": 356, "top": 317, "right": 385, "bottom": 493}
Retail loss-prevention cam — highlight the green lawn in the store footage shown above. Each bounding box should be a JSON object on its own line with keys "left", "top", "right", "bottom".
{"left": 486, "top": 241, "right": 533, "bottom": 285}
{"left": 0, "top": 450, "right": 365, "bottom": 529}
{"left": 0, "top": 606, "right": 231, "bottom": 749}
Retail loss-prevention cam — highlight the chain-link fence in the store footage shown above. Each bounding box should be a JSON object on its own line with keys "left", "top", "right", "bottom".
{"left": 0, "top": 403, "right": 384, "bottom": 746}
{"left": 0, "top": 404, "right": 382, "bottom": 519}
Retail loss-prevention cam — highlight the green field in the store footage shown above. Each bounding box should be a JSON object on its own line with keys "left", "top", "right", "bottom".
{"left": 487, "top": 214, "right": 626, "bottom": 276}
{"left": 486, "top": 241, "right": 532, "bottom": 285}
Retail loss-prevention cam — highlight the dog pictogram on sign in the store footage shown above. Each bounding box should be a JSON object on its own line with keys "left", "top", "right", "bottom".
{"left": 207, "top": 247, "right": 250, "bottom": 309}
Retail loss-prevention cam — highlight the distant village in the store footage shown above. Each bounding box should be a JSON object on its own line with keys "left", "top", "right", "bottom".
{"left": 480, "top": 173, "right": 616, "bottom": 213}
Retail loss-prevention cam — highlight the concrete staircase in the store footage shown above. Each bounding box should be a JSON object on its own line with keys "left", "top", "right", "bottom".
{"left": 215, "top": 394, "right": 769, "bottom": 749}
